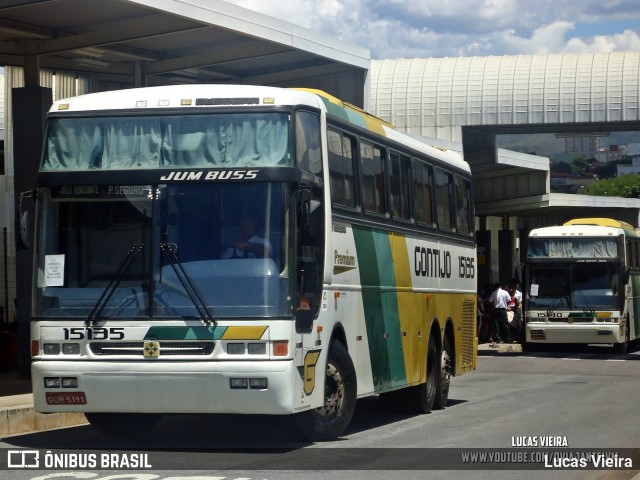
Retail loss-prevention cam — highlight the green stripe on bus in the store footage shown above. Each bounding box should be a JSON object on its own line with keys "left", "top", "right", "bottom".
{"left": 353, "top": 226, "right": 407, "bottom": 391}
{"left": 318, "top": 97, "right": 351, "bottom": 123}
{"left": 144, "top": 326, "right": 226, "bottom": 340}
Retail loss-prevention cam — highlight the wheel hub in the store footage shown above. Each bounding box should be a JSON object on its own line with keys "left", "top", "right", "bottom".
{"left": 315, "top": 363, "right": 344, "bottom": 416}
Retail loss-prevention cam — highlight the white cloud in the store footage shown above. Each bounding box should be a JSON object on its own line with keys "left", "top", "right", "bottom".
{"left": 565, "top": 29, "right": 640, "bottom": 53}
{"left": 498, "top": 21, "right": 577, "bottom": 55}
{"left": 222, "top": 0, "right": 640, "bottom": 59}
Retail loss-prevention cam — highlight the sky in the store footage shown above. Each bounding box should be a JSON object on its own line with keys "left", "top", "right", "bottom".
{"left": 223, "top": 0, "right": 640, "bottom": 59}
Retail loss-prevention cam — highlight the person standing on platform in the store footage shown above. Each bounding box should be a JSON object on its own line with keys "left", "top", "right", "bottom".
{"left": 488, "top": 283, "right": 512, "bottom": 346}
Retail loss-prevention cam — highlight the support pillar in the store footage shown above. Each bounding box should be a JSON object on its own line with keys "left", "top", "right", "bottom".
{"left": 13, "top": 86, "right": 52, "bottom": 377}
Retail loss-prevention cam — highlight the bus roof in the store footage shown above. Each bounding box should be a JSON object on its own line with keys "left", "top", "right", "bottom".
{"left": 563, "top": 218, "right": 636, "bottom": 230}
{"left": 295, "top": 88, "right": 469, "bottom": 172}
{"left": 50, "top": 84, "right": 326, "bottom": 112}
{"left": 530, "top": 218, "right": 640, "bottom": 238}
{"left": 50, "top": 84, "right": 469, "bottom": 173}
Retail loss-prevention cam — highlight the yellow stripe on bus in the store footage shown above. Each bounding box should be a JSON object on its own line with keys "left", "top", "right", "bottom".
{"left": 221, "top": 326, "right": 268, "bottom": 340}
{"left": 389, "top": 232, "right": 422, "bottom": 385}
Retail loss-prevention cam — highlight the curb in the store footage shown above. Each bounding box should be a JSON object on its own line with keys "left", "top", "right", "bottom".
{"left": 0, "top": 394, "right": 87, "bottom": 437}
{"left": 477, "top": 343, "right": 523, "bottom": 354}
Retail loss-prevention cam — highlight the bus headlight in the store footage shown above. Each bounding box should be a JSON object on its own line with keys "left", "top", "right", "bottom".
{"left": 61, "top": 377, "right": 79, "bottom": 388}
{"left": 44, "top": 377, "right": 61, "bottom": 388}
{"left": 230, "top": 378, "right": 248, "bottom": 389}
{"left": 62, "top": 343, "right": 80, "bottom": 355}
{"left": 248, "top": 343, "right": 266, "bottom": 355}
{"left": 43, "top": 343, "right": 61, "bottom": 355}
{"left": 249, "top": 378, "right": 268, "bottom": 389}
{"left": 227, "top": 343, "right": 245, "bottom": 355}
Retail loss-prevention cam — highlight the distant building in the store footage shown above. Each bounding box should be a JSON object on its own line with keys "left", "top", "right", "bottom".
{"left": 628, "top": 143, "right": 640, "bottom": 156}
{"left": 618, "top": 157, "right": 640, "bottom": 176}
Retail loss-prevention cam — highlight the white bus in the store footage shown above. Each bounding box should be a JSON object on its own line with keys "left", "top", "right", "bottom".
{"left": 524, "top": 218, "right": 640, "bottom": 353}
{"left": 30, "top": 85, "right": 477, "bottom": 441}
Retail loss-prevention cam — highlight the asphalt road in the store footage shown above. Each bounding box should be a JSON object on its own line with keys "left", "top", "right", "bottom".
{"left": 2, "top": 346, "right": 640, "bottom": 480}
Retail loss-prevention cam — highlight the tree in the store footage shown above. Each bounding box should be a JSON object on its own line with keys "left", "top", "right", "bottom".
{"left": 550, "top": 160, "right": 572, "bottom": 174}
{"left": 580, "top": 174, "right": 640, "bottom": 197}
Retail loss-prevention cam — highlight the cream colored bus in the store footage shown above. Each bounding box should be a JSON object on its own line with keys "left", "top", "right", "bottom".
{"left": 30, "top": 85, "right": 476, "bottom": 441}
{"left": 525, "top": 218, "right": 640, "bottom": 353}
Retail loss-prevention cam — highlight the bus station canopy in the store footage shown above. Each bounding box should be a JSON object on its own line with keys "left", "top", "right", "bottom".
{"left": 0, "top": 0, "right": 370, "bottom": 105}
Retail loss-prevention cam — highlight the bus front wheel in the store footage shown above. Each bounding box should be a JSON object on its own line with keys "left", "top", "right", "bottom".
{"left": 294, "top": 340, "right": 356, "bottom": 441}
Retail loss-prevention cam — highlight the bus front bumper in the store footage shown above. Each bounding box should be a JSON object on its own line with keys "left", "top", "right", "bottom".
{"left": 525, "top": 323, "right": 625, "bottom": 345}
{"left": 32, "top": 360, "right": 297, "bottom": 415}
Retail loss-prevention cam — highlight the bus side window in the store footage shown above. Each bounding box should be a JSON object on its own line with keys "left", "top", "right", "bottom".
{"left": 413, "top": 159, "right": 434, "bottom": 227}
{"left": 328, "top": 129, "right": 356, "bottom": 208}
{"left": 435, "top": 168, "right": 453, "bottom": 231}
{"left": 389, "top": 152, "right": 411, "bottom": 221}
{"left": 296, "top": 111, "right": 322, "bottom": 176}
{"left": 455, "top": 176, "right": 472, "bottom": 235}
{"left": 627, "top": 240, "right": 635, "bottom": 267}
{"left": 361, "top": 142, "right": 386, "bottom": 216}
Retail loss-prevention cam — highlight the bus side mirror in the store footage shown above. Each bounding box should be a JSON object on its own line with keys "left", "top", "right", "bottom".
{"left": 17, "top": 211, "right": 29, "bottom": 250}
{"left": 16, "top": 190, "right": 35, "bottom": 250}
{"left": 295, "top": 295, "right": 314, "bottom": 333}
{"left": 299, "top": 259, "right": 318, "bottom": 293}
{"left": 295, "top": 260, "right": 318, "bottom": 333}
{"left": 623, "top": 267, "right": 631, "bottom": 285}
{"left": 298, "top": 188, "right": 322, "bottom": 247}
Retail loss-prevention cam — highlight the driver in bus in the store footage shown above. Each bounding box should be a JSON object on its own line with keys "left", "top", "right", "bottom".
{"left": 221, "top": 216, "right": 271, "bottom": 259}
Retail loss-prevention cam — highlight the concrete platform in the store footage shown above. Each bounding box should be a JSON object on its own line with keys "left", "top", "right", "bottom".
{"left": 0, "top": 371, "right": 88, "bottom": 437}
{"left": 477, "top": 341, "right": 523, "bottom": 354}
{"left": 0, "top": 393, "right": 87, "bottom": 437}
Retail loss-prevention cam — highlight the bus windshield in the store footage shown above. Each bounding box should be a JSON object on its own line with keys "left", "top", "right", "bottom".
{"left": 527, "top": 262, "right": 621, "bottom": 310}
{"left": 35, "top": 183, "right": 291, "bottom": 319}
{"left": 42, "top": 112, "right": 291, "bottom": 171}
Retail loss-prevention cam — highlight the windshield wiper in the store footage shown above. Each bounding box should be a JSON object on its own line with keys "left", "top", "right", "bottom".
{"left": 545, "top": 297, "right": 559, "bottom": 318}
{"left": 160, "top": 243, "right": 216, "bottom": 326}
{"left": 545, "top": 293, "right": 569, "bottom": 318}
{"left": 86, "top": 244, "right": 144, "bottom": 326}
{"left": 574, "top": 288, "right": 596, "bottom": 315}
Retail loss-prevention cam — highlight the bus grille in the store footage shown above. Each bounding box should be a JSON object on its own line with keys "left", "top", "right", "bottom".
{"left": 90, "top": 341, "right": 215, "bottom": 356}
{"left": 461, "top": 299, "right": 476, "bottom": 368}
{"left": 547, "top": 317, "right": 594, "bottom": 323}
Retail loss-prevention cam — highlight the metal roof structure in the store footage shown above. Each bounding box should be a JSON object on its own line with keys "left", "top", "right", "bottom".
{"left": 372, "top": 53, "right": 640, "bottom": 138}
{"left": 370, "top": 53, "right": 640, "bottom": 225}
{"left": 0, "top": 0, "right": 370, "bottom": 105}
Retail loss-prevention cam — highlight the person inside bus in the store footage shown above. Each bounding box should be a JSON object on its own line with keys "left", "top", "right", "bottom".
{"left": 221, "top": 217, "right": 271, "bottom": 259}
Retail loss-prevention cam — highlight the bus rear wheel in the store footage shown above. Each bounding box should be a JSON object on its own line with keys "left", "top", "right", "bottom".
{"left": 294, "top": 340, "right": 356, "bottom": 441}
{"left": 404, "top": 334, "right": 438, "bottom": 414}
{"left": 434, "top": 334, "right": 452, "bottom": 410}
{"left": 85, "top": 412, "right": 162, "bottom": 437}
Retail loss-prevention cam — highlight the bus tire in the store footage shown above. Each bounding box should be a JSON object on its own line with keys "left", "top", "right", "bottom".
{"left": 404, "top": 333, "right": 438, "bottom": 414}
{"left": 615, "top": 320, "right": 630, "bottom": 355}
{"left": 85, "top": 412, "right": 162, "bottom": 437}
{"left": 434, "top": 334, "right": 452, "bottom": 410}
{"left": 294, "top": 340, "right": 356, "bottom": 441}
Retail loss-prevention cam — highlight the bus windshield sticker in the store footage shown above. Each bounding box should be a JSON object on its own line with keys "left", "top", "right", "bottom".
{"left": 530, "top": 284, "right": 539, "bottom": 296}
{"left": 44, "top": 254, "right": 65, "bottom": 287}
